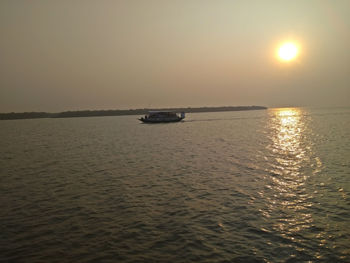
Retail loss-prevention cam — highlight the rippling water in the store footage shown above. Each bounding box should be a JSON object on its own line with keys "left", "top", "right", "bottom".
{"left": 1, "top": 108, "right": 349, "bottom": 262}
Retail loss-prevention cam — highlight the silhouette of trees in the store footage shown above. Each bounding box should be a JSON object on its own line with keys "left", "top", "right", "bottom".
{"left": 0, "top": 106, "right": 267, "bottom": 120}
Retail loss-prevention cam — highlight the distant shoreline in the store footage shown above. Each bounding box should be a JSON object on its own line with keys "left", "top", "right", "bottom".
{"left": 0, "top": 106, "right": 267, "bottom": 120}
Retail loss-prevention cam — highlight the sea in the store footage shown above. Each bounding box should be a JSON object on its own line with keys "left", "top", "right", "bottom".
{"left": 1, "top": 107, "right": 349, "bottom": 262}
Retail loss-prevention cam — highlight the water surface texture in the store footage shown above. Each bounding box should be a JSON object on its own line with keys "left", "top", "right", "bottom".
{"left": 1, "top": 108, "right": 349, "bottom": 262}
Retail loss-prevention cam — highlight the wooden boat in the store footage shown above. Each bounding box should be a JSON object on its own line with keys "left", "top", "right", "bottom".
{"left": 139, "top": 111, "right": 185, "bottom": 123}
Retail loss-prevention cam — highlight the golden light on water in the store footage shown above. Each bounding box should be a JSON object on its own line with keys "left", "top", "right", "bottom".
{"left": 273, "top": 108, "right": 303, "bottom": 155}
{"left": 265, "top": 108, "right": 308, "bottom": 193}
{"left": 277, "top": 42, "right": 299, "bottom": 62}
{"left": 264, "top": 108, "right": 316, "bottom": 237}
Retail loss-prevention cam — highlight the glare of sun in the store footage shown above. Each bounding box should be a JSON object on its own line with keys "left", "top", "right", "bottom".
{"left": 278, "top": 42, "right": 298, "bottom": 61}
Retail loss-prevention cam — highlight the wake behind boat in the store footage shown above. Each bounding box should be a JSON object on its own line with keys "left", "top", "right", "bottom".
{"left": 139, "top": 111, "right": 185, "bottom": 123}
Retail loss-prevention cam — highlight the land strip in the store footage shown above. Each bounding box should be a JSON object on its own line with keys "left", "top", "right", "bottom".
{"left": 0, "top": 106, "right": 267, "bottom": 120}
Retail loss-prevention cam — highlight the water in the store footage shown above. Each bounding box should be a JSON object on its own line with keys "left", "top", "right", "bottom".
{"left": 1, "top": 108, "right": 349, "bottom": 262}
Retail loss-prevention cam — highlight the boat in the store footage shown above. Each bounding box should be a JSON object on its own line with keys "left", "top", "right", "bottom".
{"left": 139, "top": 111, "right": 185, "bottom": 123}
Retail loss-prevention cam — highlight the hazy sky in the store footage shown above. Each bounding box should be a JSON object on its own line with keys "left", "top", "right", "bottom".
{"left": 1, "top": 0, "right": 349, "bottom": 112}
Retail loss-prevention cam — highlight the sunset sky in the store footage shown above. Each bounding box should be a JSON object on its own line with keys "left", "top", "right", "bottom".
{"left": 1, "top": 0, "right": 349, "bottom": 112}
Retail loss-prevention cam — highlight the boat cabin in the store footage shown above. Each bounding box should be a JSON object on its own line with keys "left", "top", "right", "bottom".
{"left": 139, "top": 111, "right": 185, "bottom": 123}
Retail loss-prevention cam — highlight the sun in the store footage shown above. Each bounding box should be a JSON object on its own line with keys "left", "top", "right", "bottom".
{"left": 277, "top": 42, "right": 299, "bottom": 62}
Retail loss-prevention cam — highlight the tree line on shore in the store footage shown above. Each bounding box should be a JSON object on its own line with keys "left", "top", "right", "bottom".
{"left": 0, "top": 106, "right": 267, "bottom": 120}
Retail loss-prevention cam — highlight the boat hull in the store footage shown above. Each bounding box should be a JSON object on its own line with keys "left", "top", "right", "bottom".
{"left": 139, "top": 117, "right": 184, "bottom": 123}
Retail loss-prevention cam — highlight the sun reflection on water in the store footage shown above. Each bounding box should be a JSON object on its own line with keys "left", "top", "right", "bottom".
{"left": 273, "top": 108, "right": 304, "bottom": 157}
{"left": 262, "top": 108, "right": 319, "bottom": 240}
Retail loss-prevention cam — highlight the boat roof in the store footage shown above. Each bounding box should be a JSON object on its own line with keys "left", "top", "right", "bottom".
{"left": 148, "top": 111, "right": 174, "bottom": 113}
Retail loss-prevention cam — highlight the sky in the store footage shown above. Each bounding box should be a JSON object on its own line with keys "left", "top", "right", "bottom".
{"left": 0, "top": 0, "right": 349, "bottom": 112}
